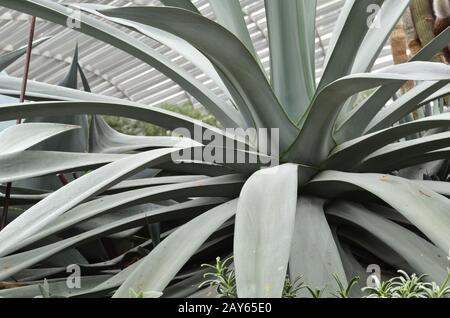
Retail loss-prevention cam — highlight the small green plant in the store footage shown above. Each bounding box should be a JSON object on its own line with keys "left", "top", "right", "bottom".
{"left": 306, "top": 287, "right": 325, "bottom": 299}
{"left": 331, "top": 274, "right": 360, "bottom": 298}
{"left": 421, "top": 268, "right": 450, "bottom": 298}
{"left": 199, "top": 256, "right": 237, "bottom": 298}
{"left": 283, "top": 276, "right": 306, "bottom": 298}
{"left": 362, "top": 280, "right": 396, "bottom": 298}
{"left": 389, "top": 270, "right": 429, "bottom": 298}
{"left": 363, "top": 269, "right": 450, "bottom": 298}
{"left": 199, "top": 256, "right": 306, "bottom": 298}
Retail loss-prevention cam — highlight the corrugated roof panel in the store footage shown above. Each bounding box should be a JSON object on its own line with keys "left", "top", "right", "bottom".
{"left": 0, "top": 0, "right": 395, "bottom": 108}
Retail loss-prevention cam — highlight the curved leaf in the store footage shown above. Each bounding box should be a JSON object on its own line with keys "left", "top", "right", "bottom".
{"left": 265, "top": 0, "right": 316, "bottom": 119}
{"left": 0, "top": 37, "right": 49, "bottom": 71}
{"left": 18, "top": 175, "right": 244, "bottom": 250}
{"left": 0, "top": 148, "right": 181, "bottom": 257}
{"left": 326, "top": 113, "right": 450, "bottom": 170}
{"left": 0, "top": 198, "right": 226, "bottom": 280}
{"left": 1, "top": 0, "right": 240, "bottom": 129}
{"left": 0, "top": 123, "right": 79, "bottom": 154}
{"left": 69, "top": 3, "right": 242, "bottom": 128}
{"left": 365, "top": 81, "right": 450, "bottom": 133}
{"left": 101, "top": 6, "right": 299, "bottom": 151}
{"left": 335, "top": 26, "right": 450, "bottom": 142}
{"left": 328, "top": 201, "right": 448, "bottom": 281}
{"left": 0, "top": 151, "right": 127, "bottom": 184}
{"left": 0, "top": 101, "right": 247, "bottom": 149}
{"left": 89, "top": 115, "right": 199, "bottom": 154}
{"left": 113, "top": 199, "right": 237, "bottom": 297}
{"left": 234, "top": 164, "right": 298, "bottom": 298}
{"left": 289, "top": 196, "right": 347, "bottom": 298}
{"left": 307, "top": 171, "right": 450, "bottom": 252}
{"left": 358, "top": 131, "right": 450, "bottom": 172}
{"left": 318, "top": 0, "right": 384, "bottom": 90}
{"left": 286, "top": 62, "right": 450, "bottom": 166}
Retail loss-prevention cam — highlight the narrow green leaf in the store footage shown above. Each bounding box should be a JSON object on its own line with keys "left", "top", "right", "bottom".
{"left": 328, "top": 201, "right": 448, "bottom": 281}
{"left": 289, "top": 196, "right": 347, "bottom": 298}
{"left": 0, "top": 123, "right": 79, "bottom": 154}
{"left": 307, "top": 171, "right": 450, "bottom": 253}
{"left": 286, "top": 62, "right": 450, "bottom": 166}
{"left": 0, "top": 148, "right": 181, "bottom": 257}
{"left": 113, "top": 199, "right": 237, "bottom": 297}
{"left": 365, "top": 81, "right": 450, "bottom": 133}
{"left": 326, "top": 113, "right": 450, "bottom": 170}
{"left": 265, "top": 0, "right": 316, "bottom": 119}
{"left": 335, "top": 26, "right": 450, "bottom": 142}
{"left": 0, "top": 37, "right": 49, "bottom": 71}
{"left": 101, "top": 6, "right": 299, "bottom": 152}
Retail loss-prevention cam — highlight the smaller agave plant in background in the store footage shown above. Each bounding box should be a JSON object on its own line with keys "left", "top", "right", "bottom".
{"left": 0, "top": 0, "right": 449, "bottom": 298}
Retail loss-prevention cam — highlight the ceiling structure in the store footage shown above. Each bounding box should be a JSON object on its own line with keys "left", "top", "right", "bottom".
{"left": 0, "top": 0, "right": 395, "bottom": 108}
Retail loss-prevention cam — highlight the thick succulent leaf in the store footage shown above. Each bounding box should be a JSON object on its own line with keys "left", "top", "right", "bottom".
{"left": 338, "top": 226, "right": 414, "bottom": 275}
{"left": 113, "top": 199, "right": 237, "bottom": 298}
{"left": 289, "top": 196, "right": 347, "bottom": 298}
{"left": 358, "top": 131, "right": 450, "bottom": 172}
{"left": 333, "top": 240, "right": 366, "bottom": 298}
{"left": 159, "top": 0, "right": 200, "bottom": 13}
{"left": 108, "top": 175, "right": 206, "bottom": 193}
{"left": 18, "top": 175, "right": 244, "bottom": 250}
{"left": 0, "top": 37, "right": 49, "bottom": 71}
{"left": 335, "top": 26, "right": 450, "bottom": 142}
{"left": 411, "top": 180, "right": 450, "bottom": 197}
{"left": 69, "top": 3, "right": 242, "bottom": 128}
{"left": 89, "top": 115, "right": 199, "bottom": 154}
{"left": 0, "top": 123, "right": 79, "bottom": 154}
{"left": 286, "top": 62, "right": 450, "bottom": 166}
{"left": 0, "top": 101, "right": 248, "bottom": 149}
{"left": 390, "top": 149, "right": 450, "bottom": 174}
{"left": 327, "top": 201, "right": 448, "bottom": 281}
{"left": 0, "top": 148, "right": 181, "bottom": 257}
{"left": 0, "top": 151, "right": 127, "bottom": 183}
{"left": 234, "top": 164, "right": 298, "bottom": 298}
{"left": 0, "top": 0, "right": 241, "bottom": 129}
{"left": 351, "top": 0, "right": 410, "bottom": 73}
{"left": 421, "top": 83, "right": 450, "bottom": 105}
{"left": 365, "top": 81, "right": 450, "bottom": 133}
{"left": 209, "top": 0, "right": 260, "bottom": 65}
{"left": 19, "top": 46, "right": 90, "bottom": 190}
{"left": 0, "top": 198, "right": 226, "bottom": 280}
{"left": 265, "top": 0, "right": 316, "bottom": 119}
{"left": 326, "top": 113, "right": 450, "bottom": 170}
{"left": 101, "top": 6, "right": 299, "bottom": 152}
{"left": 77, "top": 261, "right": 141, "bottom": 297}
{"left": 318, "top": 0, "right": 384, "bottom": 90}
{"left": 306, "top": 171, "right": 450, "bottom": 253}
{"left": 0, "top": 193, "right": 46, "bottom": 206}
{"left": 0, "top": 275, "right": 111, "bottom": 298}
{"left": 0, "top": 93, "right": 16, "bottom": 132}
{"left": 0, "top": 74, "right": 125, "bottom": 103}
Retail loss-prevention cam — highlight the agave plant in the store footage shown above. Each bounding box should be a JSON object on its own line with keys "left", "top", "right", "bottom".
{"left": 0, "top": 0, "right": 449, "bottom": 298}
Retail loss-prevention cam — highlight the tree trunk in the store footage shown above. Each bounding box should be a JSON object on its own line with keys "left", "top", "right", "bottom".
{"left": 389, "top": 21, "right": 415, "bottom": 94}
{"left": 403, "top": 7, "right": 423, "bottom": 56}
{"left": 410, "top": 0, "right": 446, "bottom": 62}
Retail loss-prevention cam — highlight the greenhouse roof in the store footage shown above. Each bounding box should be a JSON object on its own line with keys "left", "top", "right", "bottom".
{"left": 0, "top": 0, "right": 394, "bottom": 107}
